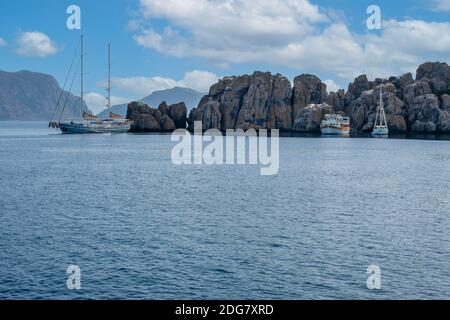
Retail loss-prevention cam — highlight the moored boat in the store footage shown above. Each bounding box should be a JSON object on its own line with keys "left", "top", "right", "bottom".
{"left": 321, "top": 114, "right": 351, "bottom": 135}
{"left": 372, "top": 86, "right": 389, "bottom": 138}
{"left": 49, "top": 36, "right": 131, "bottom": 134}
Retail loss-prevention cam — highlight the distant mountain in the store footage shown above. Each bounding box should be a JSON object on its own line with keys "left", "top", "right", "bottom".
{"left": 0, "top": 70, "right": 89, "bottom": 121}
{"left": 98, "top": 87, "right": 205, "bottom": 118}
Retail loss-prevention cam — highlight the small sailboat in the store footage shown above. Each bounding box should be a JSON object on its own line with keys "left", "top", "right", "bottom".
{"left": 50, "top": 36, "right": 131, "bottom": 134}
{"left": 372, "top": 86, "right": 389, "bottom": 137}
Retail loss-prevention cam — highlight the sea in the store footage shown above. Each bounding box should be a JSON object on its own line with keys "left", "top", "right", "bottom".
{"left": 0, "top": 121, "right": 449, "bottom": 300}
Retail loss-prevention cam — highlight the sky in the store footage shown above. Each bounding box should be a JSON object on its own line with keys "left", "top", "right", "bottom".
{"left": 0, "top": 0, "right": 449, "bottom": 114}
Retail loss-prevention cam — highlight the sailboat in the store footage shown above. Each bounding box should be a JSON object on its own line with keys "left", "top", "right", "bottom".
{"left": 50, "top": 36, "right": 131, "bottom": 134}
{"left": 372, "top": 86, "right": 389, "bottom": 137}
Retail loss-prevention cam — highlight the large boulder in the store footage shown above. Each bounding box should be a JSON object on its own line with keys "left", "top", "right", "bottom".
{"left": 403, "top": 81, "right": 432, "bottom": 106}
{"left": 292, "top": 103, "right": 334, "bottom": 132}
{"left": 193, "top": 71, "right": 292, "bottom": 131}
{"left": 408, "top": 94, "right": 449, "bottom": 133}
{"left": 168, "top": 102, "right": 187, "bottom": 129}
{"left": 397, "top": 73, "right": 415, "bottom": 90}
{"left": 267, "top": 74, "right": 293, "bottom": 131}
{"left": 441, "top": 94, "right": 450, "bottom": 113}
{"left": 348, "top": 75, "right": 371, "bottom": 99}
{"left": 126, "top": 101, "right": 181, "bottom": 132}
{"left": 235, "top": 72, "right": 292, "bottom": 130}
{"left": 326, "top": 89, "right": 346, "bottom": 113}
{"left": 160, "top": 114, "right": 176, "bottom": 131}
{"left": 391, "top": 73, "right": 414, "bottom": 100}
{"left": 127, "top": 101, "right": 153, "bottom": 131}
{"left": 127, "top": 101, "right": 152, "bottom": 118}
{"left": 235, "top": 72, "right": 273, "bottom": 130}
{"left": 416, "top": 62, "right": 450, "bottom": 95}
{"left": 344, "top": 75, "right": 373, "bottom": 115}
{"left": 158, "top": 101, "right": 169, "bottom": 116}
{"left": 217, "top": 75, "right": 251, "bottom": 130}
{"left": 292, "top": 74, "right": 327, "bottom": 120}
{"left": 137, "top": 114, "right": 161, "bottom": 132}
{"left": 188, "top": 97, "right": 222, "bottom": 131}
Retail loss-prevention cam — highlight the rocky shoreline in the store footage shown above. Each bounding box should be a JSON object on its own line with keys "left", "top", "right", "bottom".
{"left": 127, "top": 61, "right": 450, "bottom": 134}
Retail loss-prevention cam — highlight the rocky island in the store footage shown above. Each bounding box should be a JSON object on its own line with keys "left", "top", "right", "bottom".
{"left": 127, "top": 61, "right": 450, "bottom": 134}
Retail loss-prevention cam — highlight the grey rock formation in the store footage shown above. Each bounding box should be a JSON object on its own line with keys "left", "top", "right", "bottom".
{"left": 127, "top": 101, "right": 185, "bottom": 132}
{"left": 188, "top": 97, "right": 222, "bottom": 131}
{"left": 160, "top": 114, "right": 176, "bottom": 131}
{"left": 441, "top": 94, "right": 450, "bottom": 113}
{"left": 326, "top": 89, "right": 346, "bottom": 113}
{"left": 416, "top": 62, "right": 450, "bottom": 94}
{"left": 190, "top": 71, "right": 292, "bottom": 131}
{"left": 158, "top": 101, "right": 169, "bottom": 116}
{"left": 216, "top": 75, "right": 250, "bottom": 130}
{"left": 267, "top": 74, "right": 293, "bottom": 130}
{"left": 292, "top": 74, "right": 327, "bottom": 120}
{"left": 137, "top": 114, "right": 161, "bottom": 132}
{"left": 292, "top": 103, "right": 334, "bottom": 132}
{"left": 398, "top": 73, "right": 415, "bottom": 90}
{"left": 350, "top": 84, "right": 407, "bottom": 132}
{"left": 391, "top": 73, "right": 414, "bottom": 100}
{"left": 235, "top": 72, "right": 274, "bottom": 130}
{"left": 403, "top": 81, "right": 432, "bottom": 106}
{"left": 407, "top": 94, "right": 449, "bottom": 133}
{"left": 235, "top": 72, "right": 292, "bottom": 130}
{"left": 348, "top": 75, "right": 371, "bottom": 99}
{"left": 169, "top": 102, "right": 188, "bottom": 129}
{"left": 126, "top": 61, "right": 450, "bottom": 134}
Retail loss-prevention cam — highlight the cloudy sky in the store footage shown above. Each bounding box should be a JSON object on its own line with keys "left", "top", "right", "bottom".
{"left": 0, "top": 0, "right": 449, "bottom": 113}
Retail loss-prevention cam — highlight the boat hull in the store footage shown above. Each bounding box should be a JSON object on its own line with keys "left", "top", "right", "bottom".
{"left": 372, "top": 127, "right": 389, "bottom": 137}
{"left": 321, "top": 127, "right": 350, "bottom": 135}
{"left": 59, "top": 123, "right": 130, "bottom": 134}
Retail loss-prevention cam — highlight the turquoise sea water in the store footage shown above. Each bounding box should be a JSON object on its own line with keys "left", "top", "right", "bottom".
{"left": 0, "top": 122, "right": 449, "bottom": 299}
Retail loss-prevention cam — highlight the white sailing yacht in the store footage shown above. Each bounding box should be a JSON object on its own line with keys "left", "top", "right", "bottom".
{"left": 372, "top": 86, "right": 389, "bottom": 137}
{"left": 50, "top": 36, "right": 131, "bottom": 134}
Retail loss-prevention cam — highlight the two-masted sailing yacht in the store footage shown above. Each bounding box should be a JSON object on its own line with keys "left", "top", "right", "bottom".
{"left": 49, "top": 36, "right": 131, "bottom": 134}
{"left": 372, "top": 86, "right": 389, "bottom": 137}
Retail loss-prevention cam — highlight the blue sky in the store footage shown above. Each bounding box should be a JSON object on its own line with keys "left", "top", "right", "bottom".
{"left": 0, "top": 0, "right": 449, "bottom": 113}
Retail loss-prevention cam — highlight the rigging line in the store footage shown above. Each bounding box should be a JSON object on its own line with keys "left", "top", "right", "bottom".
{"left": 50, "top": 39, "right": 81, "bottom": 121}
{"left": 59, "top": 57, "right": 81, "bottom": 123}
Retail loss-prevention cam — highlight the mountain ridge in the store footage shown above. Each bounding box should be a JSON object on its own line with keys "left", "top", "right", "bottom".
{"left": 0, "top": 69, "right": 89, "bottom": 121}
{"left": 97, "top": 87, "right": 205, "bottom": 118}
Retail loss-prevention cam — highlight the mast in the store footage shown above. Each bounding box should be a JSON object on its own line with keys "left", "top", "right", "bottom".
{"left": 80, "top": 34, "right": 84, "bottom": 124}
{"left": 380, "top": 86, "right": 387, "bottom": 127}
{"left": 374, "top": 86, "right": 381, "bottom": 128}
{"left": 108, "top": 43, "right": 111, "bottom": 120}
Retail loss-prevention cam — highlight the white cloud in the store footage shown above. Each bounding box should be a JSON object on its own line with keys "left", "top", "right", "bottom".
{"left": 133, "top": 0, "right": 450, "bottom": 83}
{"left": 105, "top": 76, "right": 181, "bottom": 97}
{"left": 15, "top": 32, "right": 58, "bottom": 58}
{"left": 323, "top": 79, "right": 342, "bottom": 93}
{"left": 0, "top": 38, "right": 6, "bottom": 47}
{"left": 84, "top": 92, "right": 130, "bottom": 114}
{"left": 182, "top": 70, "right": 218, "bottom": 92}
{"left": 432, "top": 0, "right": 450, "bottom": 11}
{"left": 98, "top": 70, "right": 218, "bottom": 98}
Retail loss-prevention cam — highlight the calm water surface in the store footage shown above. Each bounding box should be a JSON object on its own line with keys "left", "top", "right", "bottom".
{"left": 0, "top": 122, "right": 449, "bottom": 299}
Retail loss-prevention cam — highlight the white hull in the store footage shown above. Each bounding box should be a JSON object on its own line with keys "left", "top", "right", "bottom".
{"left": 59, "top": 122, "right": 130, "bottom": 134}
{"left": 321, "top": 127, "right": 350, "bottom": 135}
{"left": 372, "top": 127, "right": 389, "bottom": 137}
